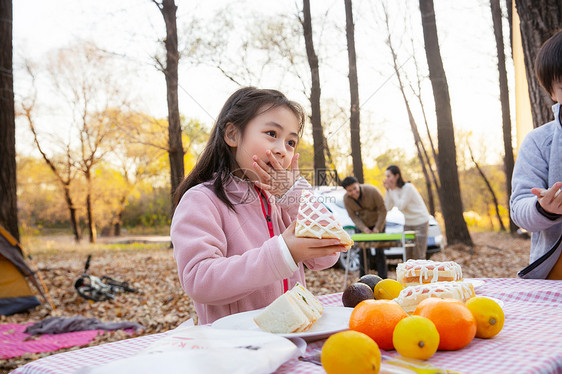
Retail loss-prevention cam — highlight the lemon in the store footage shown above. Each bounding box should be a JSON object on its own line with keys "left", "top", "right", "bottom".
{"left": 373, "top": 279, "right": 404, "bottom": 300}
{"left": 392, "top": 315, "right": 440, "bottom": 360}
{"left": 465, "top": 296, "right": 505, "bottom": 338}
{"left": 322, "top": 330, "right": 381, "bottom": 374}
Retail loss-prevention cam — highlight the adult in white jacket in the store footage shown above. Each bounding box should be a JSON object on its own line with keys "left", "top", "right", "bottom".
{"left": 383, "top": 165, "right": 430, "bottom": 260}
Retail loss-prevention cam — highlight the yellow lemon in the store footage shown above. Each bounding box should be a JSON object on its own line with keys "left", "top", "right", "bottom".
{"left": 322, "top": 330, "right": 381, "bottom": 374}
{"left": 465, "top": 296, "right": 505, "bottom": 338}
{"left": 392, "top": 316, "right": 440, "bottom": 360}
{"left": 373, "top": 279, "right": 404, "bottom": 300}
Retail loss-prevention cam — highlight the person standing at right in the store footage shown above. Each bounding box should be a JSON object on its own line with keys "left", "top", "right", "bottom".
{"left": 383, "top": 165, "right": 430, "bottom": 260}
{"left": 511, "top": 31, "right": 562, "bottom": 280}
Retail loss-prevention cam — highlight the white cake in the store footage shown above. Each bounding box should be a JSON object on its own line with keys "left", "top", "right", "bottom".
{"left": 393, "top": 281, "right": 475, "bottom": 313}
{"left": 254, "top": 282, "right": 324, "bottom": 333}
{"left": 396, "top": 259, "right": 463, "bottom": 287}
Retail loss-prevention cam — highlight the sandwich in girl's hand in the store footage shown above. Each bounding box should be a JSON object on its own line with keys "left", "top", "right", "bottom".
{"left": 295, "top": 190, "right": 354, "bottom": 249}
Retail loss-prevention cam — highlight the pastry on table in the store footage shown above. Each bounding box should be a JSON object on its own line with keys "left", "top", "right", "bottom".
{"left": 396, "top": 259, "right": 463, "bottom": 287}
{"left": 254, "top": 282, "right": 323, "bottom": 333}
{"left": 295, "top": 190, "right": 354, "bottom": 249}
{"left": 394, "top": 281, "right": 475, "bottom": 314}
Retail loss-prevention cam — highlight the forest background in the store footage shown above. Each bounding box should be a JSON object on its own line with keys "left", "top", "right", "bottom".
{"left": 9, "top": 0, "right": 547, "bottom": 242}
{"left": 3, "top": 0, "right": 560, "bottom": 370}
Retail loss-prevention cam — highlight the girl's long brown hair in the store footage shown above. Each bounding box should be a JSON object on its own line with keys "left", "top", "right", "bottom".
{"left": 173, "top": 87, "right": 304, "bottom": 210}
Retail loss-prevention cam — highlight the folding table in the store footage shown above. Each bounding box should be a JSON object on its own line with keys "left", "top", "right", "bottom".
{"left": 344, "top": 231, "right": 415, "bottom": 287}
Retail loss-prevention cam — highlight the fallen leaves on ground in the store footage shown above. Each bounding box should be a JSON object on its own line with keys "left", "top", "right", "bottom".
{"left": 0, "top": 231, "right": 530, "bottom": 373}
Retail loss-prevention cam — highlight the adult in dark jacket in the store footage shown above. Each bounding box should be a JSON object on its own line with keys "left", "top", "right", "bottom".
{"left": 342, "top": 176, "right": 387, "bottom": 233}
{"left": 342, "top": 176, "right": 387, "bottom": 276}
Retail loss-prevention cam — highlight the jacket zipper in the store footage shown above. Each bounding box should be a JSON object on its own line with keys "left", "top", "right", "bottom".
{"left": 255, "top": 186, "right": 288, "bottom": 293}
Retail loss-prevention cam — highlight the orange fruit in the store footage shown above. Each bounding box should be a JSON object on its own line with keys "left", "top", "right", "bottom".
{"left": 322, "top": 330, "right": 381, "bottom": 374}
{"left": 349, "top": 299, "right": 408, "bottom": 350}
{"left": 414, "top": 298, "right": 476, "bottom": 351}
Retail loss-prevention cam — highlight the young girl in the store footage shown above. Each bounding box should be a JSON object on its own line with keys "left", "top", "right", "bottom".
{"left": 171, "top": 87, "right": 344, "bottom": 324}
{"left": 383, "top": 165, "right": 430, "bottom": 260}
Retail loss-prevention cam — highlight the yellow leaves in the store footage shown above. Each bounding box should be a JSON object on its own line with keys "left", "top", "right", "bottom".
{"left": 363, "top": 165, "right": 386, "bottom": 191}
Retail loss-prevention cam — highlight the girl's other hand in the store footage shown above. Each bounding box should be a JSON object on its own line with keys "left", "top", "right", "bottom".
{"left": 281, "top": 221, "right": 347, "bottom": 264}
{"left": 252, "top": 151, "right": 300, "bottom": 199}
{"left": 532, "top": 181, "right": 562, "bottom": 214}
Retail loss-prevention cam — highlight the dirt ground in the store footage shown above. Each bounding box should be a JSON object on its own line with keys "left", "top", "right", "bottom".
{"left": 1, "top": 231, "right": 530, "bottom": 373}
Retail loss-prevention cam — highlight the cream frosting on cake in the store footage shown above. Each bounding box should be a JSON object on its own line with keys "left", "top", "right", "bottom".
{"left": 295, "top": 190, "right": 353, "bottom": 249}
{"left": 394, "top": 281, "right": 475, "bottom": 313}
{"left": 396, "top": 259, "right": 463, "bottom": 287}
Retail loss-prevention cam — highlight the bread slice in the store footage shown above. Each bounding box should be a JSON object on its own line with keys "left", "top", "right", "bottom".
{"left": 291, "top": 282, "right": 323, "bottom": 320}
{"left": 253, "top": 291, "right": 309, "bottom": 333}
{"left": 295, "top": 190, "right": 354, "bottom": 249}
{"left": 254, "top": 282, "right": 323, "bottom": 333}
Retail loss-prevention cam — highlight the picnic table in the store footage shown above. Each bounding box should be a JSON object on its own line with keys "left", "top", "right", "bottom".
{"left": 345, "top": 231, "right": 415, "bottom": 282}
{"left": 11, "top": 278, "right": 562, "bottom": 374}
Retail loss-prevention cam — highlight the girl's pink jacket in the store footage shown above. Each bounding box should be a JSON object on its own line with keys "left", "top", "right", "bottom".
{"left": 171, "top": 176, "right": 340, "bottom": 325}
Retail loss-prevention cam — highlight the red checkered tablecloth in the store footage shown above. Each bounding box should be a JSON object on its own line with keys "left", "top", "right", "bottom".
{"left": 10, "top": 278, "right": 562, "bottom": 374}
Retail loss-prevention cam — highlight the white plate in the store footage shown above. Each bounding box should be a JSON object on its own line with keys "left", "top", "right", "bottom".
{"left": 465, "top": 278, "right": 485, "bottom": 289}
{"left": 287, "top": 337, "right": 307, "bottom": 356}
{"left": 211, "top": 306, "right": 353, "bottom": 342}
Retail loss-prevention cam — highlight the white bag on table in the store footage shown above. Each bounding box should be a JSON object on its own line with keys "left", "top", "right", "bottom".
{"left": 76, "top": 326, "right": 303, "bottom": 374}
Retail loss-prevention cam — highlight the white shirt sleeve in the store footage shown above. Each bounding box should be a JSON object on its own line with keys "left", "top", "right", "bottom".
{"left": 278, "top": 235, "right": 298, "bottom": 272}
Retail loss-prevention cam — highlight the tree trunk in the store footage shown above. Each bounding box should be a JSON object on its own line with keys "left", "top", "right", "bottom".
{"left": 113, "top": 195, "right": 127, "bottom": 236}
{"left": 419, "top": 0, "right": 473, "bottom": 246}
{"left": 85, "top": 170, "right": 96, "bottom": 243}
{"left": 302, "top": 0, "right": 326, "bottom": 184}
{"left": 28, "top": 113, "right": 81, "bottom": 241}
{"left": 410, "top": 50, "right": 441, "bottom": 198}
{"left": 344, "top": 0, "right": 364, "bottom": 183}
{"left": 157, "top": 0, "right": 185, "bottom": 198}
{"left": 0, "top": 0, "right": 19, "bottom": 241}
{"left": 382, "top": 4, "right": 438, "bottom": 217}
{"left": 505, "top": 0, "right": 513, "bottom": 57}
{"left": 491, "top": 0, "right": 517, "bottom": 234}
{"left": 63, "top": 185, "right": 81, "bottom": 242}
{"left": 514, "top": 0, "right": 561, "bottom": 128}
{"left": 469, "top": 145, "right": 506, "bottom": 231}
{"left": 114, "top": 217, "right": 121, "bottom": 237}
{"left": 323, "top": 134, "right": 341, "bottom": 186}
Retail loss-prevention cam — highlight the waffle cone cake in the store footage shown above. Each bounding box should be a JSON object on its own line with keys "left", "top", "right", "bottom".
{"left": 295, "top": 190, "right": 354, "bottom": 249}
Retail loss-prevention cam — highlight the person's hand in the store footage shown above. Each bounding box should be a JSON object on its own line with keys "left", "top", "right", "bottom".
{"left": 372, "top": 227, "right": 380, "bottom": 233}
{"left": 532, "top": 181, "right": 562, "bottom": 215}
{"left": 364, "top": 228, "right": 374, "bottom": 234}
{"left": 282, "top": 221, "right": 347, "bottom": 264}
{"left": 383, "top": 179, "right": 390, "bottom": 190}
{"left": 252, "top": 151, "right": 300, "bottom": 199}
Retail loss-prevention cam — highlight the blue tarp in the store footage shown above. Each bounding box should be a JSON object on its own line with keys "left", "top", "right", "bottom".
{"left": 0, "top": 296, "right": 40, "bottom": 316}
